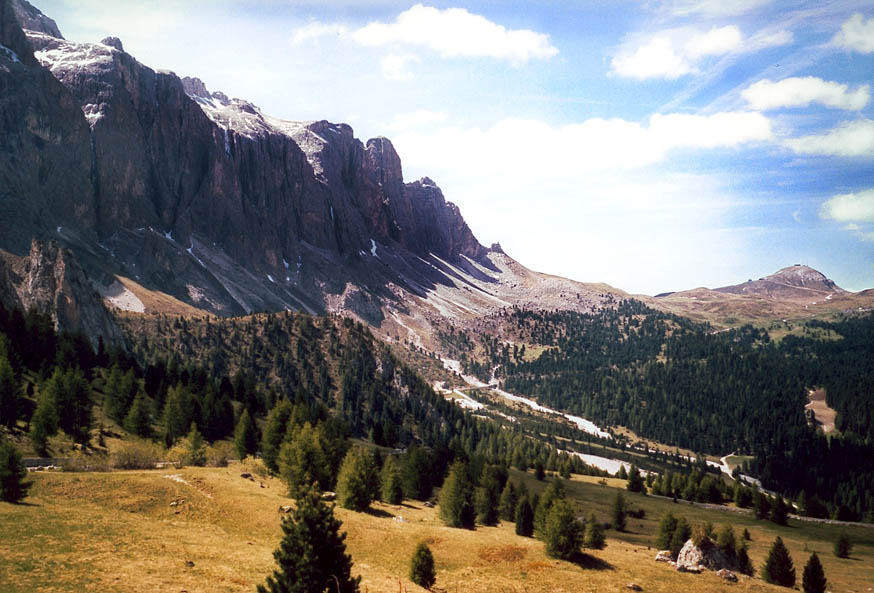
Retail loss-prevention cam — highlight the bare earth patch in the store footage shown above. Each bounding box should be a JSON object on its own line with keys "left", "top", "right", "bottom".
{"left": 806, "top": 389, "right": 837, "bottom": 433}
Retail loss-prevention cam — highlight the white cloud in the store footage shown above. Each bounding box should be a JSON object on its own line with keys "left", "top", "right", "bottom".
{"left": 832, "top": 13, "right": 874, "bottom": 54}
{"left": 351, "top": 4, "right": 557, "bottom": 63}
{"left": 792, "top": 210, "right": 802, "bottom": 223}
{"left": 742, "top": 77, "right": 870, "bottom": 111}
{"left": 611, "top": 25, "right": 790, "bottom": 80}
{"left": 380, "top": 54, "right": 419, "bottom": 81}
{"left": 786, "top": 119, "right": 874, "bottom": 157}
{"left": 389, "top": 109, "right": 448, "bottom": 130}
{"left": 291, "top": 22, "right": 348, "bottom": 46}
{"left": 685, "top": 25, "right": 743, "bottom": 58}
{"left": 611, "top": 36, "right": 693, "bottom": 80}
{"left": 392, "top": 111, "right": 772, "bottom": 177}
{"left": 820, "top": 189, "right": 874, "bottom": 223}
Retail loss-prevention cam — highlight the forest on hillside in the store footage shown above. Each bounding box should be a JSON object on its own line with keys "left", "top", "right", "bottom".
{"left": 467, "top": 301, "right": 874, "bottom": 520}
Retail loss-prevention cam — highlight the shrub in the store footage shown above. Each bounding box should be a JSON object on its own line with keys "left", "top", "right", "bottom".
{"left": 112, "top": 439, "right": 161, "bottom": 469}
{"left": 206, "top": 441, "right": 235, "bottom": 467}
{"left": 409, "top": 542, "right": 436, "bottom": 590}
{"left": 834, "top": 534, "right": 852, "bottom": 558}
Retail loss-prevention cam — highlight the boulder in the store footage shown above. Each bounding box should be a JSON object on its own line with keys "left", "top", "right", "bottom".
{"left": 676, "top": 539, "right": 732, "bottom": 572}
{"left": 716, "top": 569, "right": 738, "bottom": 582}
{"left": 627, "top": 584, "right": 643, "bottom": 591}
{"left": 278, "top": 505, "right": 292, "bottom": 513}
{"left": 321, "top": 491, "right": 336, "bottom": 501}
{"left": 654, "top": 550, "right": 673, "bottom": 563}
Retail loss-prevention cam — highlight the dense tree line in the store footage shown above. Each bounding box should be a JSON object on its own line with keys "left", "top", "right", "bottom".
{"left": 478, "top": 304, "right": 874, "bottom": 519}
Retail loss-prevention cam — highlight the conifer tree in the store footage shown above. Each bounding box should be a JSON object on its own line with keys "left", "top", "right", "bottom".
{"left": 161, "top": 386, "right": 189, "bottom": 446}
{"left": 29, "top": 386, "right": 58, "bottom": 455}
{"left": 123, "top": 392, "right": 152, "bottom": 438}
{"left": 617, "top": 465, "right": 628, "bottom": 480}
{"left": 534, "top": 480, "right": 565, "bottom": 537}
{"left": 515, "top": 496, "right": 534, "bottom": 537}
{"left": 761, "top": 536, "right": 795, "bottom": 587}
{"left": 336, "top": 448, "right": 378, "bottom": 512}
{"left": 544, "top": 499, "right": 583, "bottom": 560}
{"left": 736, "top": 542, "right": 754, "bottom": 576}
{"left": 611, "top": 491, "right": 627, "bottom": 531}
{"left": 278, "top": 422, "right": 328, "bottom": 497}
{"left": 402, "top": 444, "right": 433, "bottom": 501}
{"left": 802, "top": 552, "right": 827, "bottom": 593}
{"left": 0, "top": 439, "right": 30, "bottom": 502}
{"left": 669, "top": 517, "right": 691, "bottom": 558}
{"left": 626, "top": 464, "right": 645, "bottom": 493}
{"left": 257, "top": 485, "right": 360, "bottom": 593}
{"left": 438, "top": 461, "right": 475, "bottom": 529}
{"left": 379, "top": 455, "right": 404, "bottom": 504}
{"left": 716, "top": 524, "right": 738, "bottom": 565}
{"left": 583, "top": 511, "right": 606, "bottom": 550}
{"left": 186, "top": 423, "right": 207, "bottom": 467}
{"left": 234, "top": 408, "right": 258, "bottom": 460}
{"left": 655, "top": 512, "right": 678, "bottom": 550}
{"left": 0, "top": 356, "right": 19, "bottom": 429}
{"left": 102, "top": 365, "right": 125, "bottom": 422}
{"left": 53, "top": 368, "right": 92, "bottom": 445}
{"left": 770, "top": 494, "right": 789, "bottom": 526}
{"left": 534, "top": 461, "right": 545, "bottom": 481}
{"left": 753, "top": 489, "right": 770, "bottom": 520}
{"left": 262, "top": 399, "right": 292, "bottom": 473}
{"left": 409, "top": 542, "right": 436, "bottom": 590}
{"left": 498, "top": 480, "right": 518, "bottom": 522}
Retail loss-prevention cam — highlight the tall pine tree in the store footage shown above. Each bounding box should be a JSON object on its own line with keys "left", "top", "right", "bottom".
{"left": 234, "top": 408, "right": 258, "bottom": 460}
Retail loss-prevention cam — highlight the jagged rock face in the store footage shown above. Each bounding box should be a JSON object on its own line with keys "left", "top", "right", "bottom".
{"left": 0, "top": 239, "right": 123, "bottom": 343}
{"left": 1, "top": 0, "right": 626, "bottom": 342}
{"left": 10, "top": 0, "right": 59, "bottom": 38}
{"left": 0, "top": 0, "right": 96, "bottom": 254}
{"left": 3, "top": 0, "right": 497, "bottom": 321}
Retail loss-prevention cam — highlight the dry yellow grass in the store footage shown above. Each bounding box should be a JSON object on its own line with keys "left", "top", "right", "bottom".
{"left": 1, "top": 467, "right": 871, "bottom": 593}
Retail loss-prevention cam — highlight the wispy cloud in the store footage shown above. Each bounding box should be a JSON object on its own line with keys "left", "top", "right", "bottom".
{"left": 786, "top": 119, "right": 874, "bottom": 157}
{"left": 666, "top": 0, "right": 773, "bottom": 18}
{"left": 380, "top": 54, "right": 419, "bottom": 81}
{"left": 291, "top": 22, "right": 348, "bottom": 46}
{"left": 611, "top": 25, "right": 791, "bottom": 80}
{"left": 389, "top": 109, "right": 448, "bottom": 130}
{"left": 742, "top": 77, "right": 870, "bottom": 111}
{"left": 832, "top": 13, "right": 874, "bottom": 54}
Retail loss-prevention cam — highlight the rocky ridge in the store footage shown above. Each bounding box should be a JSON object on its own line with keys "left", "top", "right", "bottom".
{"left": 1, "top": 0, "right": 623, "bottom": 343}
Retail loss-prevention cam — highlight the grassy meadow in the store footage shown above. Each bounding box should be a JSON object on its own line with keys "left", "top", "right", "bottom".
{"left": 2, "top": 465, "right": 871, "bottom": 593}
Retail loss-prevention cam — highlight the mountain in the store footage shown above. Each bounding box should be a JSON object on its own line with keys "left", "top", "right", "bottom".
{"left": 0, "top": 0, "right": 622, "bottom": 344}
{"left": 653, "top": 264, "right": 872, "bottom": 327}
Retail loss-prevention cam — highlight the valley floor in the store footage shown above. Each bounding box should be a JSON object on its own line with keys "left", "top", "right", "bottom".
{"left": 2, "top": 467, "right": 871, "bottom": 593}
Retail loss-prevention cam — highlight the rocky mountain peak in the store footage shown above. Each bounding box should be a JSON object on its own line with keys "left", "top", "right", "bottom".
{"left": 11, "top": 0, "right": 61, "bottom": 38}
{"left": 365, "top": 136, "right": 403, "bottom": 185}
{"left": 181, "top": 75, "right": 210, "bottom": 98}
{"left": 100, "top": 36, "right": 123, "bottom": 52}
{"left": 767, "top": 264, "right": 842, "bottom": 291}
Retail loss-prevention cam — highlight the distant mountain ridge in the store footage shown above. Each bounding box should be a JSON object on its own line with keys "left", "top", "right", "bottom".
{"left": 653, "top": 264, "right": 871, "bottom": 327}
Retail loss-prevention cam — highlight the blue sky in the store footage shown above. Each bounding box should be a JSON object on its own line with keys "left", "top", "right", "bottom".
{"left": 36, "top": 0, "right": 874, "bottom": 294}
